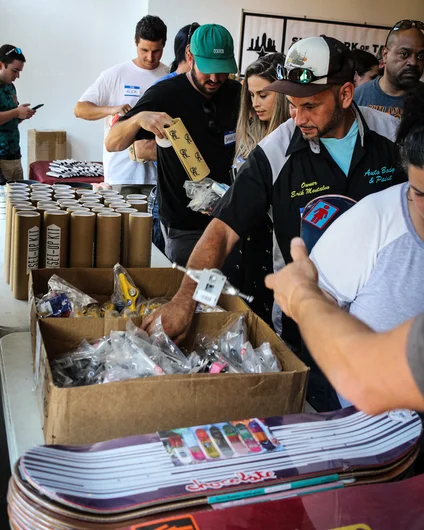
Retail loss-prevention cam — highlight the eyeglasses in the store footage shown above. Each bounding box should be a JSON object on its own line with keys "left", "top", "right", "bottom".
{"left": 276, "top": 63, "right": 328, "bottom": 85}
{"left": 187, "top": 22, "right": 200, "bottom": 45}
{"left": 385, "top": 20, "right": 424, "bottom": 46}
{"left": 202, "top": 101, "right": 221, "bottom": 134}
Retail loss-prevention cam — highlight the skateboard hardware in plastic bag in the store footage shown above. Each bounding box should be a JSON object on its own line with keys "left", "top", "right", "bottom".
{"left": 184, "top": 178, "right": 229, "bottom": 213}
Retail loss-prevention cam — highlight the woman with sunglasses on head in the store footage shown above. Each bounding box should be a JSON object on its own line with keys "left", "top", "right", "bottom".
{"left": 233, "top": 53, "right": 289, "bottom": 324}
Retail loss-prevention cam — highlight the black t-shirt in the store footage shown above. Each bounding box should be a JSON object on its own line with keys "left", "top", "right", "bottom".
{"left": 120, "top": 74, "right": 241, "bottom": 230}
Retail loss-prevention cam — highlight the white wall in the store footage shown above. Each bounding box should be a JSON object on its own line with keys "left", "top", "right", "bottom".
{"left": 0, "top": 0, "right": 148, "bottom": 176}
{"left": 150, "top": 0, "right": 424, "bottom": 65}
{"left": 1, "top": 0, "right": 423, "bottom": 176}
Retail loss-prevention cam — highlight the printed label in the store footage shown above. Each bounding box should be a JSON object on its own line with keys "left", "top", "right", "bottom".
{"left": 124, "top": 85, "right": 141, "bottom": 97}
{"left": 45, "top": 224, "right": 61, "bottom": 268}
{"left": 224, "top": 130, "right": 236, "bottom": 145}
{"left": 389, "top": 410, "right": 413, "bottom": 423}
{"left": 27, "top": 226, "right": 39, "bottom": 273}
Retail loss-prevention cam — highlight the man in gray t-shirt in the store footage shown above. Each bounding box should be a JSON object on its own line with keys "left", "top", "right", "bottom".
{"left": 354, "top": 24, "right": 424, "bottom": 118}
{"left": 265, "top": 237, "right": 424, "bottom": 415}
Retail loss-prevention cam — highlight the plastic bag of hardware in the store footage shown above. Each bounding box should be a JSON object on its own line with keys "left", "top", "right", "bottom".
{"left": 36, "top": 275, "right": 98, "bottom": 317}
{"left": 149, "top": 316, "right": 192, "bottom": 373}
{"left": 240, "top": 341, "right": 281, "bottom": 373}
{"left": 184, "top": 178, "right": 229, "bottom": 213}
{"left": 111, "top": 263, "right": 141, "bottom": 313}
{"left": 137, "top": 297, "right": 169, "bottom": 317}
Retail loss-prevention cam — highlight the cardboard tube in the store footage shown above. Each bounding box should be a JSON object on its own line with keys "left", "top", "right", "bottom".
{"left": 89, "top": 206, "right": 106, "bottom": 213}
{"left": 67, "top": 206, "right": 89, "bottom": 213}
{"left": 164, "top": 118, "right": 210, "bottom": 181}
{"left": 12, "top": 211, "right": 40, "bottom": 300}
{"left": 6, "top": 183, "right": 29, "bottom": 193}
{"left": 108, "top": 201, "right": 127, "bottom": 209}
{"left": 52, "top": 184, "right": 72, "bottom": 190}
{"left": 95, "top": 212, "right": 121, "bottom": 268}
{"left": 44, "top": 210, "right": 69, "bottom": 269}
{"left": 128, "top": 200, "right": 148, "bottom": 212}
{"left": 128, "top": 212, "right": 152, "bottom": 268}
{"left": 10, "top": 204, "right": 37, "bottom": 290}
{"left": 30, "top": 184, "right": 52, "bottom": 191}
{"left": 30, "top": 195, "right": 51, "bottom": 206}
{"left": 69, "top": 211, "right": 96, "bottom": 267}
{"left": 114, "top": 208, "right": 134, "bottom": 267}
{"left": 54, "top": 193, "right": 75, "bottom": 200}
{"left": 127, "top": 194, "right": 147, "bottom": 201}
{"left": 76, "top": 189, "right": 95, "bottom": 197}
{"left": 4, "top": 199, "right": 30, "bottom": 284}
{"left": 37, "top": 201, "right": 57, "bottom": 208}
{"left": 36, "top": 205, "right": 60, "bottom": 267}
{"left": 99, "top": 189, "right": 119, "bottom": 197}
{"left": 7, "top": 190, "right": 29, "bottom": 200}
{"left": 58, "top": 200, "right": 78, "bottom": 208}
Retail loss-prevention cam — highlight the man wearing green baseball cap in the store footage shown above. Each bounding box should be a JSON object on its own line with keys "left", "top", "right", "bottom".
{"left": 106, "top": 24, "right": 241, "bottom": 267}
{"left": 189, "top": 23, "right": 238, "bottom": 75}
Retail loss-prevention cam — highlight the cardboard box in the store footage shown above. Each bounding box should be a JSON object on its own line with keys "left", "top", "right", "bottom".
{"left": 28, "top": 130, "right": 66, "bottom": 167}
{"left": 29, "top": 267, "right": 250, "bottom": 358}
{"left": 36, "top": 312, "right": 308, "bottom": 445}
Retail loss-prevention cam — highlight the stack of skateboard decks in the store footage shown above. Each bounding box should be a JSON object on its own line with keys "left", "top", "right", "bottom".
{"left": 8, "top": 407, "right": 422, "bottom": 529}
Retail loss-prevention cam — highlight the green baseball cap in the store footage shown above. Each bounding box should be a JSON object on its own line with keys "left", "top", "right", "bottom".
{"left": 190, "top": 24, "right": 238, "bottom": 74}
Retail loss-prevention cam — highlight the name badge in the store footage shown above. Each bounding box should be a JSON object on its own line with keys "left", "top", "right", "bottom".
{"left": 224, "top": 130, "right": 236, "bottom": 146}
{"left": 124, "top": 85, "right": 141, "bottom": 97}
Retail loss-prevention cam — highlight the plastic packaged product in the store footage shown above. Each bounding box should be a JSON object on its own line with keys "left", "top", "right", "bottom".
{"left": 184, "top": 178, "right": 229, "bottom": 213}
{"left": 37, "top": 291, "right": 72, "bottom": 317}
{"left": 240, "top": 341, "right": 281, "bottom": 374}
{"left": 195, "top": 303, "right": 225, "bottom": 313}
{"left": 137, "top": 297, "right": 169, "bottom": 317}
{"left": 149, "top": 316, "right": 192, "bottom": 373}
{"left": 36, "top": 275, "right": 98, "bottom": 317}
{"left": 111, "top": 263, "right": 140, "bottom": 313}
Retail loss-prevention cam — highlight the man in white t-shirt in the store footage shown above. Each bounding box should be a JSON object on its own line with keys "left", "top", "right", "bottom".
{"left": 74, "top": 15, "right": 168, "bottom": 194}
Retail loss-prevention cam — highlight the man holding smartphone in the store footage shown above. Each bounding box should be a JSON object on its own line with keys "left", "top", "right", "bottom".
{"left": 0, "top": 44, "right": 36, "bottom": 180}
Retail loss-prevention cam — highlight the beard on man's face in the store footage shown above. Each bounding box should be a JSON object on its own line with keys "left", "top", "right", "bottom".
{"left": 300, "top": 97, "right": 345, "bottom": 140}
{"left": 191, "top": 66, "right": 223, "bottom": 96}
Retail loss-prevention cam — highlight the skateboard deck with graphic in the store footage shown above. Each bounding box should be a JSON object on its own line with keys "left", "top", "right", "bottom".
{"left": 17, "top": 408, "right": 421, "bottom": 516}
{"left": 301, "top": 194, "right": 357, "bottom": 253}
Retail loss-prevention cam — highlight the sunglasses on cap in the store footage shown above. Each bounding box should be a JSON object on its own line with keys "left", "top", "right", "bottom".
{"left": 385, "top": 20, "right": 424, "bottom": 46}
{"left": 276, "top": 63, "right": 328, "bottom": 84}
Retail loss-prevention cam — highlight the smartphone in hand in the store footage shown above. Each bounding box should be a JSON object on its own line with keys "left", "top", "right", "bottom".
{"left": 32, "top": 104, "right": 44, "bottom": 110}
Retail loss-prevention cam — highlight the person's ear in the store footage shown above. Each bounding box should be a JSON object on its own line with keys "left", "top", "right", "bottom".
{"left": 339, "top": 82, "right": 354, "bottom": 109}
{"left": 382, "top": 46, "right": 389, "bottom": 65}
{"left": 353, "top": 72, "right": 359, "bottom": 86}
{"left": 186, "top": 46, "right": 194, "bottom": 69}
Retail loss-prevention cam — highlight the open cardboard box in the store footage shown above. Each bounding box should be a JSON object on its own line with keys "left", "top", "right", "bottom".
{"left": 29, "top": 267, "right": 250, "bottom": 360}
{"left": 36, "top": 311, "right": 308, "bottom": 446}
